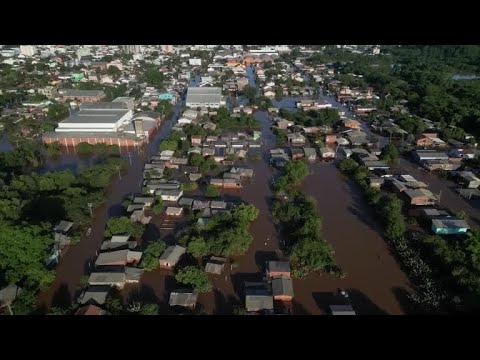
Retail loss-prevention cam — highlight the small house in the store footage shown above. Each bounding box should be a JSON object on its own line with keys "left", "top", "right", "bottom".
{"left": 210, "top": 200, "right": 227, "bottom": 209}
{"left": 325, "top": 134, "right": 337, "bottom": 144}
{"left": 160, "top": 189, "right": 184, "bottom": 202}
{"left": 0, "top": 284, "right": 22, "bottom": 309}
{"left": 271, "top": 276, "right": 294, "bottom": 301}
{"left": 267, "top": 261, "right": 291, "bottom": 278}
{"left": 75, "top": 304, "right": 107, "bottom": 316}
{"left": 125, "top": 266, "right": 144, "bottom": 284}
{"left": 205, "top": 256, "right": 227, "bottom": 275}
{"left": 458, "top": 171, "right": 480, "bottom": 189}
{"left": 191, "top": 135, "right": 202, "bottom": 145}
{"left": 189, "top": 173, "right": 202, "bottom": 182}
{"left": 320, "top": 147, "right": 336, "bottom": 159}
{"left": 78, "top": 285, "right": 110, "bottom": 305}
{"left": 166, "top": 207, "right": 183, "bottom": 216}
{"left": 290, "top": 147, "right": 305, "bottom": 160}
{"left": 88, "top": 272, "right": 126, "bottom": 288}
{"left": 192, "top": 200, "right": 211, "bottom": 210}
{"left": 287, "top": 133, "right": 306, "bottom": 146}
{"left": 404, "top": 189, "right": 437, "bottom": 206}
{"left": 178, "top": 197, "right": 194, "bottom": 209}
{"left": 245, "top": 282, "right": 274, "bottom": 313}
{"left": 133, "top": 196, "right": 155, "bottom": 207}
{"left": 159, "top": 245, "right": 186, "bottom": 269}
{"left": 110, "top": 235, "right": 131, "bottom": 243}
{"left": 303, "top": 147, "right": 317, "bottom": 161}
{"left": 169, "top": 289, "right": 198, "bottom": 309}
{"left": 368, "top": 177, "right": 384, "bottom": 189}
{"left": 431, "top": 218, "right": 470, "bottom": 235}
{"left": 95, "top": 250, "right": 129, "bottom": 266}
{"left": 223, "top": 179, "right": 242, "bottom": 189}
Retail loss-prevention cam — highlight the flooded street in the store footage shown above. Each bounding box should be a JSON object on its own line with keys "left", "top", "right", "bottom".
{"left": 297, "top": 162, "right": 411, "bottom": 314}
{"left": 38, "top": 102, "right": 182, "bottom": 309}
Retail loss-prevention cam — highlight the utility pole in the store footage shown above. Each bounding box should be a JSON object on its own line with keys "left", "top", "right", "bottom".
{"left": 116, "top": 165, "right": 122, "bottom": 180}
{"left": 437, "top": 190, "right": 442, "bottom": 204}
{"left": 87, "top": 203, "right": 93, "bottom": 218}
{"left": 128, "top": 152, "right": 132, "bottom": 166}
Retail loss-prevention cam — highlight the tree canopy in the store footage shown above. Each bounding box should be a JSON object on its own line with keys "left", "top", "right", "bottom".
{"left": 175, "top": 266, "right": 212, "bottom": 293}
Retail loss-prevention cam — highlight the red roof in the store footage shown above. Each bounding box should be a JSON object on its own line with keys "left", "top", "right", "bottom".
{"left": 75, "top": 305, "right": 105, "bottom": 316}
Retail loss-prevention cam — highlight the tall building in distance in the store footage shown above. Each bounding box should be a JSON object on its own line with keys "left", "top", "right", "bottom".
{"left": 161, "top": 45, "right": 174, "bottom": 53}
{"left": 122, "top": 45, "right": 142, "bottom": 54}
{"left": 20, "top": 45, "right": 37, "bottom": 57}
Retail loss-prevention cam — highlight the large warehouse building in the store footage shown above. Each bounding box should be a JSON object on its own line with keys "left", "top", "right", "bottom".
{"left": 43, "top": 101, "right": 160, "bottom": 148}
{"left": 185, "top": 87, "right": 225, "bottom": 109}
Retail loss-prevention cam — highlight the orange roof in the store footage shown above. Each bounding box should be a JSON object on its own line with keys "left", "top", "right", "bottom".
{"left": 75, "top": 305, "right": 105, "bottom": 315}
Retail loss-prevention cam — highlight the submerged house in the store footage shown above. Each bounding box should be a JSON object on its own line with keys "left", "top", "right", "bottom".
{"left": 431, "top": 218, "right": 470, "bottom": 235}
{"left": 169, "top": 289, "right": 198, "bottom": 309}
{"left": 159, "top": 245, "right": 186, "bottom": 269}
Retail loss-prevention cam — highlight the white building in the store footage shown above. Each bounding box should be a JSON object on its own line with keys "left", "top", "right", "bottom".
{"left": 186, "top": 87, "right": 224, "bottom": 109}
{"left": 20, "top": 45, "right": 37, "bottom": 57}
{"left": 189, "top": 58, "right": 202, "bottom": 66}
{"left": 122, "top": 45, "right": 142, "bottom": 54}
{"left": 55, "top": 108, "right": 133, "bottom": 133}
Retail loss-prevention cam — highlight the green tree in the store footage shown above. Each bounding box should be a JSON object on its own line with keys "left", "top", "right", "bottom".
{"left": 152, "top": 197, "right": 164, "bottom": 215}
{"left": 159, "top": 139, "right": 178, "bottom": 152}
{"left": 242, "top": 85, "right": 257, "bottom": 103}
{"left": 380, "top": 144, "right": 399, "bottom": 164}
{"left": 378, "top": 194, "right": 406, "bottom": 240}
{"left": 189, "top": 153, "right": 204, "bottom": 167}
{"left": 175, "top": 266, "right": 212, "bottom": 293}
{"left": 156, "top": 99, "right": 173, "bottom": 118}
{"left": 104, "top": 216, "right": 145, "bottom": 238}
{"left": 76, "top": 142, "right": 94, "bottom": 155}
{"left": 0, "top": 223, "right": 55, "bottom": 289}
{"left": 47, "top": 103, "right": 69, "bottom": 121}
{"left": 199, "top": 156, "right": 216, "bottom": 174}
{"left": 337, "top": 158, "right": 359, "bottom": 174}
{"left": 140, "top": 303, "right": 159, "bottom": 315}
{"left": 205, "top": 184, "right": 220, "bottom": 198}
{"left": 104, "top": 288, "right": 123, "bottom": 315}
{"left": 107, "top": 65, "right": 121, "bottom": 80}
{"left": 11, "top": 288, "right": 38, "bottom": 315}
{"left": 183, "top": 182, "right": 198, "bottom": 192}
{"left": 187, "top": 236, "right": 208, "bottom": 257}
{"left": 141, "top": 240, "right": 166, "bottom": 271}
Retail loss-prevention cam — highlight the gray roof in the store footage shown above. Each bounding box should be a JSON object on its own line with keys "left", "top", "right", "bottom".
{"left": 127, "top": 204, "right": 144, "bottom": 212}
{"left": 159, "top": 245, "right": 186, "bottom": 264}
{"left": 79, "top": 285, "right": 110, "bottom": 305}
{"left": 192, "top": 200, "right": 211, "bottom": 210}
{"left": 44, "top": 131, "right": 139, "bottom": 140}
{"left": 0, "top": 284, "right": 22, "bottom": 305}
{"left": 189, "top": 173, "right": 202, "bottom": 181}
{"left": 432, "top": 218, "right": 470, "bottom": 229}
{"left": 178, "top": 197, "right": 194, "bottom": 208}
{"left": 88, "top": 272, "right": 125, "bottom": 286}
{"left": 303, "top": 147, "right": 317, "bottom": 157}
{"left": 133, "top": 196, "right": 155, "bottom": 204}
{"left": 59, "top": 89, "right": 105, "bottom": 97}
{"left": 111, "top": 236, "right": 132, "bottom": 243}
{"left": 186, "top": 87, "right": 222, "bottom": 104}
{"left": 169, "top": 289, "right": 198, "bottom": 307}
{"left": 329, "top": 304, "right": 357, "bottom": 315}
{"left": 95, "top": 250, "right": 129, "bottom": 266}
{"left": 210, "top": 200, "right": 227, "bottom": 209}
{"left": 60, "top": 109, "right": 130, "bottom": 124}
{"left": 205, "top": 256, "right": 227, "bottom": 274}
{"left": 54, "top": 220, "right": 74, "bottom": 233}
{"left": 268, "top": 261, "right": 291, "bottom": 274}
{"left": 80, "top": 102, "right": 128, "bottom": 110}
{"left": 100, "top": 241, "right": 133, "bottom": 251}
{"left": 125, "top": 266, "right": 144, "bottom": 282}
{"left": 245, "top": 295, "right": 274, "bottom": 312}
{"left": 271, "top": 276, "right": 294, "bottom": 297}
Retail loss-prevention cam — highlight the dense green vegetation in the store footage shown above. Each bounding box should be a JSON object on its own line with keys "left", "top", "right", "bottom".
{"left": 141, "top": 239, "right": 166, "bottom": 271}
{"left": 182, "top": 182, "right": 198, "bottom": 192}
{"left": 76, "top": 142, "right": 120, "bottom": 156}
{"left": 104, "top": 216, "right": 145, "bottom": 238}
{"left": 272, "top": 193, "right": 339, "bottom": 278}
{"left": 181, "top": 204, "right": 259, "bottom": 257}
{"left": 273, "top": 160, "right": 309, "bottom": 194}
{"left": 212, "top": 107, "right": 260, "bottom": 131}
{"left": 175, "top": 266, "right": 212, "bottom": 293}
{"left": 280, "top": 108, "right": 340, "bottom": 127}
{"left": 188, "top": 153, "right": 216, "bottom": 174}
{"left": 205, "top": 184, "right": 220, "bottom": 198}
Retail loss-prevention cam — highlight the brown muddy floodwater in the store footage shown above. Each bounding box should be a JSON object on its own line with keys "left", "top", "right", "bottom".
{"left": 128, "top": 110, "right": 412, "bottom": 315}
{"left": 38, "top": 104, "right": 181, "bottom": 310}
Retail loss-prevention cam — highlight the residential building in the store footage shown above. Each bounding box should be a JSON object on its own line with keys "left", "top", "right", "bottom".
{"left": 271, "top": 276, "right": 294, "bottom": 301}
{"left": 266, "top": 261, "right": 291, "bottom": 278}
{"left": 159, "top": 245, "right": 186, "bottom": 269}
{"left": 169, "top": 289, "right": 198, "bottom": 309}
{"left": 205, "top": 256, "right": 227, "bottom": 275}
{"left": 58, "top": 89, "right": 105, "bottom": 102}
{"left": 431, "top": 218, "right": 470, "bottom": 235}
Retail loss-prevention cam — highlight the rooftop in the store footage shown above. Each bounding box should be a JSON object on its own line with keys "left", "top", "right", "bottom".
{"left": 60, "top": 109, "right": 130, "bottom": 124}
{"left": 186, "top": 87, "right": 222, "bottom": 104}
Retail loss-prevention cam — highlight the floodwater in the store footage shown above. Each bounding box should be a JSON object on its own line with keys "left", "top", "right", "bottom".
{"left": 38, "top": 102, "right": 182, "bottom": 310}
{"left": 134, "top": 109, "right": 412, "bottom": 315}
{"left": 0, "top": 134, "right": 14, "bottom": 152}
